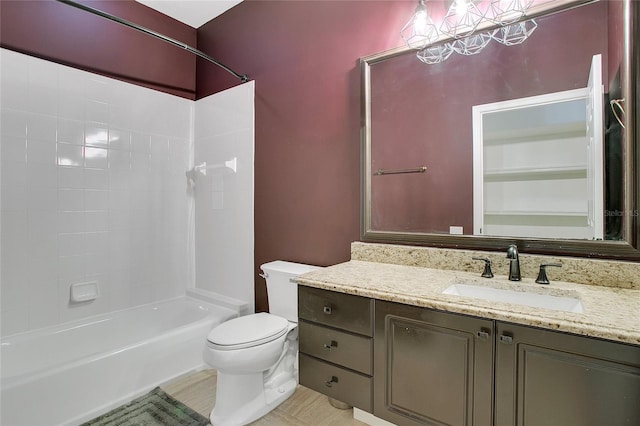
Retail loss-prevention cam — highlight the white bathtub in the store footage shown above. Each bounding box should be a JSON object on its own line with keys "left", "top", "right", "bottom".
{"left": 0, "top": 293, "right": 241, "bottom": 426}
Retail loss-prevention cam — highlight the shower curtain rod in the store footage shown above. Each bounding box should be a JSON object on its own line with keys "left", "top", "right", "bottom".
{"left": 56, "top": 0, "right": 249, "bottom": 83}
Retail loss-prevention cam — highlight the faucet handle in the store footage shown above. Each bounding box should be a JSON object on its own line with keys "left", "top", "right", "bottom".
{"left": 535, "top": 263, "right": 562, "bottom": 285}
{"left": 472, "top": 257, "right": 494, "bottom": 278}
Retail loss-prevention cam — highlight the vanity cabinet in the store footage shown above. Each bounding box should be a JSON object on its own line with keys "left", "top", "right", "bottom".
{"left": 298, "top": 286, "right": 374, "bottom": 411}
{"left": 298, "top": 286, "right": 640, "bottom": 425}
{"left": 495, "top": 322, "right": 640, "bottom": 426}
{"left": 374, "top": 300, "right": 494, "bottom": 426}
{"left": 373, "top": 301, "right": 640, "bottom": 426}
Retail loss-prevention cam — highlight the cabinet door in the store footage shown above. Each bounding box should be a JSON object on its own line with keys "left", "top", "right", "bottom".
{"left": 471, "top": 81, "right": 600, "bottom": 240}
{"left": 374, "top": 301, "right": 494, "bottom": 426}
{"left": 495, "top": 322, "right": 640, "bottom": 426}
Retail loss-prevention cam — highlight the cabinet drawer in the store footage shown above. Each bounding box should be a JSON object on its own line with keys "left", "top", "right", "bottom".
{"left": 299, "top": 353, "right": 372, "bottom": 412}
{"left": 298, "top": 286, "right": 373, "bottom": 336}
{"left": 299, "top": 321, "right": 372, "bottom": 375}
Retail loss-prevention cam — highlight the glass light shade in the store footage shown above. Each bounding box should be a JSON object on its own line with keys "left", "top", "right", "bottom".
{"left": 493, "top": 19, "right": 537, "bottom": 46}
{"left": 417, "top": 43, "right": 455, "bottom": 64}
{"left": 451, "top": 31, "right": 495, "bottom": 55}
{"left": 440, "top": 0, "right": 485, "bottom": 39}
{"left": 401, "top": 0, "right": 440, "bottom": 49}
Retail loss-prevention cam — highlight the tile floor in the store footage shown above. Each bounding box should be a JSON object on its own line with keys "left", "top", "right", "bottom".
{"left": 161, "top": 369, "right": 368, "bottom": 426}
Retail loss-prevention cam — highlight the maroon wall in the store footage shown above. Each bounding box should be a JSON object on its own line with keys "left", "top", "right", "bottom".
{"left": 0, "top": 0, "right": 197, "bottom": 99}
{"left": 196, "top": 1, "right": 619, "bottom": 311}
{"left": 196, "top": 1, "right": 416, "bottom": 311}
{"left": 370, "top": 1, "right": 609, "bottom": 235}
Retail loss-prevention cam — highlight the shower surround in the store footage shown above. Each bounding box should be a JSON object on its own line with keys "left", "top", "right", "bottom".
{"left": 0, "top": 48, "right": 255, "bottom": 335}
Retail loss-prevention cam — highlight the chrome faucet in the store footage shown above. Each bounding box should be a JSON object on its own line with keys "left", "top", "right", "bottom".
{"left": 506, "top": 244, "right": 521, "bottom": 281}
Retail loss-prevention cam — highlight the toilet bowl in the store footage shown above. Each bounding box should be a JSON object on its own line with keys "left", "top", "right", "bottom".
{"left": 202, "top": 260, "right": 319, "bottom": 426}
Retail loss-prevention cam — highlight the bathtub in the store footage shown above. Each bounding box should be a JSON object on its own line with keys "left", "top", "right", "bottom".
{"left": 0, "top": 292, "right": 242, "bottom": 426}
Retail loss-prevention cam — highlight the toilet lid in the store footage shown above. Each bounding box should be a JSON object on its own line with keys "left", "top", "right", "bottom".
{"left": 207, "top": 312, "right": 289, "bottom": 350}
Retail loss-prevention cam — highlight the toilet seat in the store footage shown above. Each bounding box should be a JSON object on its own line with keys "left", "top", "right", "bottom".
{"left": 207, "top": 312, "right": 290, "bottom": 350}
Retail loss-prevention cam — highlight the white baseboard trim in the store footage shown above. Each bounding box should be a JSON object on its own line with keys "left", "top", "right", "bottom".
{"left": 353, "top": 408, "right": 397, "bottom": 426}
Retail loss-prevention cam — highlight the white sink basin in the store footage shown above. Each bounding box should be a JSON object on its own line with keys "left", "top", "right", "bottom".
{"left": 442, "top": 283, "right": 584, "bottom": 313}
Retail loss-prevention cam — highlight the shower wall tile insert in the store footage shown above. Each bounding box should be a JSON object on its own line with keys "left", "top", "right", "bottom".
{"left": 194, "top": 82, "right": 255, "bottom": 313}
{"left": 0, "top": 49, "right": 192, "bottom": 335}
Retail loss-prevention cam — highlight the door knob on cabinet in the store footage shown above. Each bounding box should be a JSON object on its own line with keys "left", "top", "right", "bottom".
{"left": 325, "top": 376, "right": 339, "bottom": 387}
{"left": 323, "top": 305, "right": 332, "bottom": 314}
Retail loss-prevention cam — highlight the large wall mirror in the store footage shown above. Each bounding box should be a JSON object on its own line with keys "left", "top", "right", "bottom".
{"left": 361, "top": 0, "right": 640, "bottom": 259}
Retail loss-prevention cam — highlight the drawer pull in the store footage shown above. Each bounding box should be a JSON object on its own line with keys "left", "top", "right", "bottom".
{"left": 323, "top": 340, "right": 338, "bottom": 351}
{"left": 499, "top": 335, "right": 513, "bottom": 345}
{"left": 325, "top": 376, "right": 339, "bottom": 387}
{"left": 476, "top": 328, "right": 490, "bottom": 340}
{"left": 323, "top": 305, "right": 332, "bottom": 315}
{"left": 476, "top": 330, "right": 490, "bottom": 340}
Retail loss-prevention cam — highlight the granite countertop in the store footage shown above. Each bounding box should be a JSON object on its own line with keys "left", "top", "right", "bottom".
{"left": 296, "top": 260, "right": 640, "bottom": 346}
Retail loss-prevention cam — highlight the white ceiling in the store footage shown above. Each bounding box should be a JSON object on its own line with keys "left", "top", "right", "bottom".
{"left": 136, "top": 0, "right": 243, "bottom": 28}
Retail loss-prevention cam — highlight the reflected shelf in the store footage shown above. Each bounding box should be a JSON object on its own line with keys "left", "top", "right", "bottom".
{"left": 484, "top": 210, "right": 588, "bottom": 217}
{"left": 483, "top": 121, "right": 586, "bottom": 144}
{"left": 483, "top": 165, "right": 587, "bottom": 181}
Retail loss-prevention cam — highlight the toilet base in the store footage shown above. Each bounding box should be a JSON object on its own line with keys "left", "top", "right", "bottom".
{"left": 210, "top": 371, "right": 297, "bottom": 426}
{"left": 206, "top": 323, "right": 299, "bottom": 425}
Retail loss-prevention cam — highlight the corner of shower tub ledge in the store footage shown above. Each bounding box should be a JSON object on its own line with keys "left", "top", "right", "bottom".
{"left": 186, "top": 288, "right": 252, "bottom": 316}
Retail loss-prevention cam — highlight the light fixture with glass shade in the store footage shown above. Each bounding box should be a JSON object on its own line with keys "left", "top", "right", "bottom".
{"left": 439, "top": 0, "right": 485, "bottom": 40}
{"left": 400, "top": 0, "right": 440, "bottom": 50}
{"left": 401, "top": 0, "right": 537, "bottom": 65}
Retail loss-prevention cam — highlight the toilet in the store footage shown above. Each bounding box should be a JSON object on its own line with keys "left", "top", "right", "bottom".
{"left": 203, "top": 260, "right": 319, "bottom": 426}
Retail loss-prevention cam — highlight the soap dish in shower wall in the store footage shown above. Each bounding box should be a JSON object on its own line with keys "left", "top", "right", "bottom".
{"left": 70, "top": 281, "right": 99, "bottom": 303}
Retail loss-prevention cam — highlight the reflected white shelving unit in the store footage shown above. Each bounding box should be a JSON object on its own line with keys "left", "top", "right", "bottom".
{"left": 473, "top": 54, "right": 603, "bottom": 240}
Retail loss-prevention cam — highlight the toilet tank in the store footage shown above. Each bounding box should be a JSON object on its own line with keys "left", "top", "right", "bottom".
{"left": 261, "top": 261, "right": 320, "bottom": 322}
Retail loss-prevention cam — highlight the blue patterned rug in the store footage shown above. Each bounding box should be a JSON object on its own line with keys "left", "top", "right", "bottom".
{"left": 81, "top": 387, "right": 209, "bottom": 426}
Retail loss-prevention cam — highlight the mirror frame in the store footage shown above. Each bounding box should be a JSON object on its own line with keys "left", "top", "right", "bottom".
{"left": 361, "top": 0, "right": 640, "bottom": 260}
